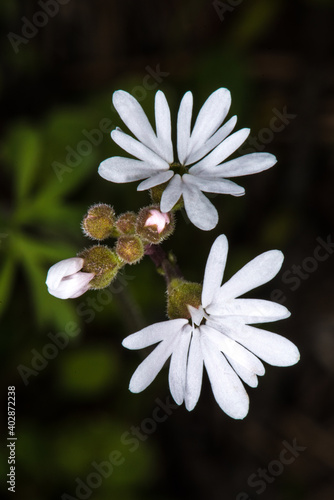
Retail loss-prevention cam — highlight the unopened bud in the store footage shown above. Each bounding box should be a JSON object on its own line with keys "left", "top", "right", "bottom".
{"left": 82, "top": 204, "right": 115, "bottom": 240}
{"left": 116, "top": 212, "right": 137, "bottom": 235}
{"left": 79, "top": 245, "right": 123, "bottom": 289}
{"left": 116, "top": 235, "right": 144, "bottom": 264}
{"left": 136, "top": 206, "right": 175, "bottom": 244}
{"left": 167, "top": 278, "right": 202, "bottom": 320}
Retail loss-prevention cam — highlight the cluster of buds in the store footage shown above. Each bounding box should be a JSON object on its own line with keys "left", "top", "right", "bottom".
{"left": 46, "top": 203, "right": 175, "bottom": 299}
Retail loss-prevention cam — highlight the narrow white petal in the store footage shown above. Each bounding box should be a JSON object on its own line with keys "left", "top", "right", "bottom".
{"left": 207, "top": 298, "right": 291, "bottom": 324}
{"left": 215, "top": 250, "right": 285, "bottom": 301}
{"left": 160, "top": 174, "right": 183, "bottom": 213}
{"left": 177, "top": 91, "right": 193, "bottom": 165}
{"left": 182, "top": 184, "right": 218, "bottom": 231}
{"left": 187, "top": 305, "right": 205, "bottom": 326}
{"left": 186, "top": 88, "right": 231, "bottom": 161}
{"left": 137, "top": 171, "right": 174, "bottom": 191}
{"left": 201, "top": 334, "right": 249, "bottom": 419}
{"left": 112, "top": 129, "right": 168, "bottom": 169}
{"left": 98, "top": 158, "right": 159, "bottom": 184}
{"left": 213, "top": 152, "right": 277, "bottom": 178}
{"left": 113, "top": 90, "right": 159, "bottom": 155}
{"left": 216, "top": 319, "right": 300, "bottom": 367}
{"left": 183, "top": 174, "right": 245, "bottom": 196}
{"left": 128, "top": 331, "right": 180, "bottom": 393}
{"left": 188, "top": 128, "right": 250, "bottom": 173}
{"left": 169, "top": 325, "right": 192, "bottom": 405}
{"left": 201, "top": 235, "right": 228, "bottom": 309}
{"left": 155, "top": 91, "right": 173, "bottom": 163}
{"left": 49, "top": 272, "right": 94, "bottom": 299}
{"left": 186, "top": 116, "right": 237, "bottom": 165}
{"left": 122, "top": 318, "right": 187, "bottom": 350}
{"left": 46, "top": 258, "right": 84, "bottom": 289}
{"left": 185, "top": 330, "right": 204, "bottom": 411}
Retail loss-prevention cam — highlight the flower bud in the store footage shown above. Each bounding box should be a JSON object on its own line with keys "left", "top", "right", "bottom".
{"left": 116, "top": 212, "right": 137, "bottom": 235}
{"left": 167, "top": 278, "right": 202, "bottom": 320}
{"left": 79, "top": 245, "right": 123, "bottom": 289}
{"left": 46, "top": 257, "right": 95, "bottom": 299}
{"left": 116, "top": 235, "right": 144, "bottom": 264}
{"left": 82, "top": 204, "right": 116, "bottom": 240}
{"left": 136, "top": 206, "right": 175, "bottom": 244}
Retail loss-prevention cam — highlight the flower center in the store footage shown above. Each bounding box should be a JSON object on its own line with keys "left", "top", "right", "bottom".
{"left": 170, "top": 162, "right": 188, "bottom": 176}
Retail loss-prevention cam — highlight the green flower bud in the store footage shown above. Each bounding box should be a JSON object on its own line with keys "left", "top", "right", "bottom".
{"left": 167, "top": 278, "right": 202, "bottom": 320}
{"left": 136, "top": 206, "right": 175, "bottom": 244}
{"left": 82, "top": 204, "right": 116, "bottom": 241}
{"left": 116, "top": 212, "right": 137, "bottom": 235}
{"left": 79, "top": 245, "right": 123, "bottom": 289}
{"left": 116, "top": 235, "right": 144, "bottom": 264}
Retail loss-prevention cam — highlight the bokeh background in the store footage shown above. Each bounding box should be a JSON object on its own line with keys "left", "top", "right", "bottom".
{"left": 1, "top": 0, "right": 334, "bottom": 499}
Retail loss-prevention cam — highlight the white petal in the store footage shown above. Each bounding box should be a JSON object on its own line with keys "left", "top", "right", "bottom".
{"left": 215, "top": 250, "right": 285, "bottom": 302}
{"left": 137, "top": 171, "right": 174, "bottom": 191}
{"left": 201, "top": 334, "right": 249, "bottom": 419}
{"left": 113, "top": 90, "right": 160, "bottom": 155}
{"left": 122, "top": 318, "right": 187, "bottom": 349}
{"left": 169, "top": 324, "right": 192, "bottom": 404}
{"left": 217, "top": 319, "right": 300, "bottom": 367}
{"left": 186, "top": 116, "right": 237, "bottom": 165}
{"left": 187, "top": 305, "right": 205, "bottom": 326}
{"left": 201, "top": 235, "right": 228, "bottom": 309}
{"left": 212, "top": 152, "right": 277, "bottom": 178}
{"left": 208, "top": 298, "right": 291, "bottom": 324}
{"left": 48, "top": 272, "right": 94, "bottom": 299}
{"left": 188, "top": 128, "right": 250, "bottom": 174}
{"left": 128, "top": 330, "right": 180, "bottom": 393}
{"left": 186, "top": 88, "right": 231, "bottom": 159}
{"left": 182, "top": 184, "right": 218, "bottom": 231}
{"left": 177, "top": 91, "right": 193, "bottom": 165}
{"left": 155, "top": 91, "right": 173, "bottom": 163}
{"left": 160, "top": 174, "right": 183, "bottom": 212}
{"left": 111, "top": 129, "right": 168, "bottom": 169}
{"left": 183, "top": 174, "right": 245, "bottom": 196}
{"left": 185, "top": 331, "right": 204, "bottom": 411}
{"left": 46, "top": 258, "right": 84, "bottom": 289}
{"left": 98, "top": 157, "right": 159, "bottom": 183}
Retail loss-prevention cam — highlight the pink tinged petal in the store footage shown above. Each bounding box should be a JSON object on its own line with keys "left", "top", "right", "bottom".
{"left": 200, "top": 334, "right": 249, "bottom": 419}
{"left": 213, "top": 152, "right": 277, "bottom": 178}
{"left": 207, "top": 298, "right": 291, "bottom": 324}
{"left": 186, "top": 116, "right": 237, "bottom": 165}
{"left": 128, "top": 330, "right": 180, "bottom": 393}
{"left": 46, "top": 257, "right": 84, "bottom": 290}
{"left": 186, "top": 88, "right": 231, "bottom": 160}
{"left": 182, "top": 183, "right": 218, "bottom": 231}
{"left": 188, "top": 128, "right": 250, "bottom": 174}
{"left": 177, "top": 91, "right": 193, "bottom": 165}
{"left": 137, "top": 171, "right": 174, "bottom": 191}
{"left": 169, "top": 324, "right": 193, "bottom": 405}
{"left": 122, "top": 318, "right": 188, "bottom": 350}
{"left": 216, "top": 319, "right": 300, "bottom": 367}
{"left": 144, "top": 209, "right": 171, "bottom": 233}
{"left": 111, "top": 130, "right": 169, "bottom": 169}
{"left": 155, "top": 91, "right": 173, "bottom": 163}
{"left": 185, "top": 330, "right": 204, "bottom": 411}
{"left": 201, "top": 234, "right": 228, "bottom": 309}
{"left": 215, "top": 250, "right": 285, "bottom": 302}
{"left": 183, "top": 174, "right": 245, "bottom": 196}
{"left": 160, "top": 174, "right": 183, "bottom": 213}
{"left": 99, "top": 158, "right": 159, "bottom": 184}
{"left": 113, "top": 90, "right": 160, "bottom": 155}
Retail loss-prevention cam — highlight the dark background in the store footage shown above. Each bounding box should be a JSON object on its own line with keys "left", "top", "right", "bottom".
{"left": 1, "top": 0, "right": 334, "bottom": 499}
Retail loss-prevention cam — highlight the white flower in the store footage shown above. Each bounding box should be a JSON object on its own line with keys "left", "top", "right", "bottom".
{"left": 46, "top": 257, "right": 95, "bottom": 299}
{"left": 99, "top": 89, "right": 277, "bottom": 231}
{"left": 122, "top": 235, "right": 300, "bottom": 419}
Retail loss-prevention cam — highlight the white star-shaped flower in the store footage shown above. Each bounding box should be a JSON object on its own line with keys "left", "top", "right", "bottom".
{"left": 122, "top": 235, "right": 300, "bottom": 419}
{"left": 99, "top": 89, "right": 277, "bottom": 231}
{"left": 46, "top": 257, "right": 95, "bottom": 299}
